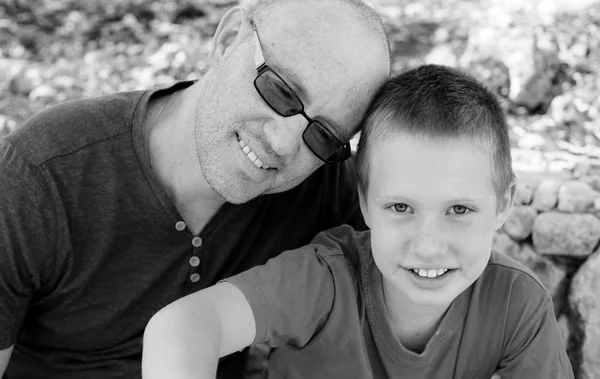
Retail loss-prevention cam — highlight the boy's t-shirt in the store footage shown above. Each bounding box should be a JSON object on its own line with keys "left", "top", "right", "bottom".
{"left": 224, "top": 225, "right": 574, "bottom": 379}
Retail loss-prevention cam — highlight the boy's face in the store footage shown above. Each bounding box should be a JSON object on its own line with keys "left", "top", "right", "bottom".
{"left": 360, "top": 132, "right": 513, "bottom": 309}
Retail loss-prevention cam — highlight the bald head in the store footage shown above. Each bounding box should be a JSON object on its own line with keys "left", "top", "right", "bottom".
{"left": 249, "top": 0, "right": 390, "bottom": 75}
{"left": 243, "top": 0, "right": 390, "bottom": 136}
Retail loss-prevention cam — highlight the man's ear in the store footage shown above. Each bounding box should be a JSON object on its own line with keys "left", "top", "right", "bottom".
{"left": 208, "top": 7, "right": 250, "bottom": 67}
{"left": 358, "top": 187, "right": 371, "bottom": 229}
{"left": 495, "top": 181, "right": 516, "bottom": 230}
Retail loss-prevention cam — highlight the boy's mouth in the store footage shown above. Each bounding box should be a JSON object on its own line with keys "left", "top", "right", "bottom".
{"left": 410, "top": 268, "right": 454, "bottom": 279}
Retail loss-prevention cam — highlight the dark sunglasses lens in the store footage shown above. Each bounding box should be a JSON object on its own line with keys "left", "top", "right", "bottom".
{"left": 304, "top": 122, "right": 349, "bottom": 162}
{"left": 255, "top": 71, "right": 303, "bottom": 117}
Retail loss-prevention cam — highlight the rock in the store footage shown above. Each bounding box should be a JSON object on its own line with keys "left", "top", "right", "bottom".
{"left": 533, "top": 212, "right": 600, "bottom": 257}
{"left": 459, "top": 24, "right": 562, "bottom": 112}
{"left": 514, "top": 182, "right": 535, "bottom": 205}
{"left": 517, "top": 132, "right": 552, "bottom": 150}
{"left": 425, "top": 44, "right": 458, "bottom": 67}
{"left": 557, "top": 180, "right": 597, "bottom": 213}
{"left": 557, "top": 314, "right": 571, "bottom": 350}
{"left": 569, "top": 250, "right": 600, "bottom": 379}
{"left": 29, "top": 85, "right": 57, "bottom": 101}
{"left": 548, "top": 93, "right": 587, "bottom": 127}
{"left": 492, "top": 232, "right": 521, "bottom": 258}
{"left": 532, "top": 179, "right": 561, "bottom": 211}
{"left": 580, "top": 175, "right": 600, "bottom": 192}
{"left": 8, "top": 69, "right": 35, "bottom": 96}
{"left": 502, "top": 206, "right": 537, "bottom": 241}
{"left": 503, "top": 243, "right": 567, "bottom": 314}
{"left": 0, "top": 116, "right": 18, "bottom": 138}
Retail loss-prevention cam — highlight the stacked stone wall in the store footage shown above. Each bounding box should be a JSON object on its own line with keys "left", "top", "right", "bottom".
{"left": 494, "top": 173, "right": 600, "bottom": 379}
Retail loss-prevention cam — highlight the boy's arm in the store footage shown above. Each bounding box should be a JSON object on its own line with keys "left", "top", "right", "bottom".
{"left": 495, "top": 281, "right": 574, "bottom": 378}
{"left": 143, "top": 245, "right": 338, "bottom": 379}
{"left": 142, "top": 281, "right": 256, "bottom": 379}
{"left": 0, "top": 346, "right": 14, "bottom": 376}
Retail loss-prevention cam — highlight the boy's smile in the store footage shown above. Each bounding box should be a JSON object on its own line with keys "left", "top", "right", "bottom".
{"left": 361, "top": 131, "right": 512, "bottom": 310}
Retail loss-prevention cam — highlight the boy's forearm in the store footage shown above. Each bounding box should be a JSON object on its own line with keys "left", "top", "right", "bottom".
{"left": 142, "top": 305, "right": 222, "bottom": 379}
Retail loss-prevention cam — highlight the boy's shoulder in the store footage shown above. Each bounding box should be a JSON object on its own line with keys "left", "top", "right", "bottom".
{"left": 487, "top": 251, "right": 550, "bottom": 294}
{"left": 309, "top": 224, "right": 371, "bottom": 269}
{"left": 472, "top": 251, "right": 553, "bottom": 316}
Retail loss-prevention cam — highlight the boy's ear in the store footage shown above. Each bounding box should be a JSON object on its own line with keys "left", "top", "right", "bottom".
{"left": 358, "top": 187, "right": 371, "bottom": 229}
{"left": 495, "top": 181, "right": 516, "bottom": 230}
{"left": 208, "top": 7, "right": 250, "bottom": 67}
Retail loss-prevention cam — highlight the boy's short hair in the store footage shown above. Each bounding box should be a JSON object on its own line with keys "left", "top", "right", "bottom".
{"left": 356, "top": 64, "right": 515, "bottom": 203}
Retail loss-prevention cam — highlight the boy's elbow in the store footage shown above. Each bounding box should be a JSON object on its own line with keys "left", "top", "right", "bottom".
{"left": 142, "top": 303, "right": 222, "bottom": 379}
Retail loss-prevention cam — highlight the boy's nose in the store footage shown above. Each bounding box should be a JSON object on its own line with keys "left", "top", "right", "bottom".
{"left": 263, "top": 115, "right": 307, "bottom": 158}
{"left": 408, "top": 225, "right": 448, "bottom": 258}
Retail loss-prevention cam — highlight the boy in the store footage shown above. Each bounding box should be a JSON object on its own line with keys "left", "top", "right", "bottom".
{"left": 142, "top": 65, "right": 574, "bottom": 379}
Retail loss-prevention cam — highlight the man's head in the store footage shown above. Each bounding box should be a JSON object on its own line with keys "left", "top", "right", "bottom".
{"left": 356, "top": 64, "right": 516, "bottom": 310}
{"left": 189, "top": 0, "right": 390, "bottom": 204}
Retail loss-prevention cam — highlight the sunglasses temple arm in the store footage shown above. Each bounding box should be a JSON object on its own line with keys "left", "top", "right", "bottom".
{"left": 251, "top": 23, "right": 266, "bottom": 69}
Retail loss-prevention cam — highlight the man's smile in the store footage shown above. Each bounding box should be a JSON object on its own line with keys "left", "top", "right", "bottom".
{"left": 237, "top": 134, "right": 272, "bottom": 170}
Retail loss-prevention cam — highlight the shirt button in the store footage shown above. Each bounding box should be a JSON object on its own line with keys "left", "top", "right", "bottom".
{"left": 189, "top": 256, "right": 200, "bottom": 267}
{"left": 190, "top": 273, "right": 201, "bottom": 283}
{"left": 175, "top": 221, "right": 186, "bottom": 231}
{"left": 192, "top": 237, "right": 202, "bottom": 247}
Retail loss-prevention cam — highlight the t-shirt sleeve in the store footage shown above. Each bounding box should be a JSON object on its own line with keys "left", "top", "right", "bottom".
{"left": 222, "top": 245, "right": 341, "bottom": 348}
{"left": 496, "top": 275, "right": 574, "bottom": 379}
{"left": 0, "top": 139, "right": 58, "bottom": 349}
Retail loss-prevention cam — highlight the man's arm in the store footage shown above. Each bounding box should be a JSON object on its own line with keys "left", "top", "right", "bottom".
{"left": 142, "top": 282, "right": 256, "bottom": 379}
{"left": 0, "top": 346, "right": 14, "bottom": 377}
{"left": 0, "top": 139, "right": 61, "bottom": 367}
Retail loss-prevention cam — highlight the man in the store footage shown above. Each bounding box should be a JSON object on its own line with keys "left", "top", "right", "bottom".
{"left": 0, "top": 0, "right": 390, "bottom": 378}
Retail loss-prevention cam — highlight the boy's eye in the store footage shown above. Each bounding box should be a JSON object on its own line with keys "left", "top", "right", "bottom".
{"left": 392, "top": 203, "right": 411, "bottom": 213}
{"left": 449, "top": 205, "right": 470, "bottom": 215}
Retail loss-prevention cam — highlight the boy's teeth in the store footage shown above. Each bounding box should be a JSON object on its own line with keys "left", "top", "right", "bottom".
{"left": 412, "top": 268, "right": 449, "bottom": 278}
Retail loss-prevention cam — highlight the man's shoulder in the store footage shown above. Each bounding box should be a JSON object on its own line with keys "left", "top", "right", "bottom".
{"left": 297, "top": 155, "right": 358, "bottom": 193}
{"left": 4, "top": 89, "right": 149, "bottom": 166}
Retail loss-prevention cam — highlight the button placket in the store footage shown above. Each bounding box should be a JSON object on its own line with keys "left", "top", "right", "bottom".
{"left": 189, "top": 256, "right": 200, "bottom": 267}
{"left": 175, "top": 221, "right": 186, "bottom": 232}
{"left": 189, "top": 273, "right": 201, "bottom": 283}
{"left": 188, "top": 236, "right": 203, "bottom": 283}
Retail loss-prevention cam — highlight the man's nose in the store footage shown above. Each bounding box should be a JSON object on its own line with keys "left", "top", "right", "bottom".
{"left": 263, "top": 114, "right": 308, "bottom": 158}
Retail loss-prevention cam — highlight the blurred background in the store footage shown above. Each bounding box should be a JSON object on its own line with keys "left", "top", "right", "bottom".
{"left": 1, "top": 0, "right": 600, "bottom": 378}
{"left": 1, "top": 0, "right": 599, "bottom": 174}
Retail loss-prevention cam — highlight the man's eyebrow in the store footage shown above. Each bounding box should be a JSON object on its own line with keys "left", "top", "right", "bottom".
{"left": 319, "top": 116, "right": 346, "bottom": 141}
{"left": 270, "top": 62, "right": 308, "bottom": 101}
{"left": 270, "top": 62, "right": 346, "bottom": 141}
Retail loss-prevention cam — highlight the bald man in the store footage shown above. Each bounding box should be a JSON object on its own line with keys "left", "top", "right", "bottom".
{"left": 0, "top": 0, "right": 390, "bottom": 378}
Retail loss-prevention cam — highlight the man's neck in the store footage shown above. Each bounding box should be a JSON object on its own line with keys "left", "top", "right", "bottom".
{"left": 381, "top": 277, "right": 451, "bottom": 354}
{"left": 147, "top": 89, "right": 226, "bottom": 233}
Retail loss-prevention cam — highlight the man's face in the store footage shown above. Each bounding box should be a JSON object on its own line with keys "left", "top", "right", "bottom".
{"left": 361, "top": 132, "right": 511, "bottom": 309}
{"left": 193, "top": 3, "right": 389, "bottom": 204}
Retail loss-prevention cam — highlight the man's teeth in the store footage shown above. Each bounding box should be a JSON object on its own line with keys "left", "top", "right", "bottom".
{"left": 238, "top": 137, "right": 270, "bottom": 170}
{"left": 412, "top": 268, "right": 449, "bottom": 278}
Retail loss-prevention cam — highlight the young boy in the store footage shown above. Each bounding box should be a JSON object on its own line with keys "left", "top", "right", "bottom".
{"left": 142, "top": 65, "right": 574, "bottom": 379}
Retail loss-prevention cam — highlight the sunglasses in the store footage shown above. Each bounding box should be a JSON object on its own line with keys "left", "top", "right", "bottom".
{"left": 251, "top": 21, "right": 351, "bottom": 164}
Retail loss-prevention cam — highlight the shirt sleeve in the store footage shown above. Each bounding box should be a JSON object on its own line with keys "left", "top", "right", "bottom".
{"left": 223, "top": 245, "right": 343, "bottom": 348}
{"left": 495, "top": 276, "right": 574, "bottom": 379}
{"left": 0, "top": 139, "right": 58, "bottom": 349}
